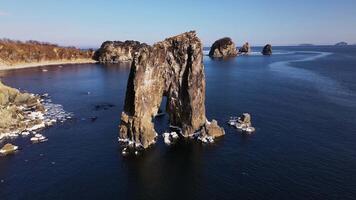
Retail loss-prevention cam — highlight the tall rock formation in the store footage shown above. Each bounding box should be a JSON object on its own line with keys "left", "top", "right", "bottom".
{"left": 239, "top": 42, "right": 251, "bottom": 54}
{"left": 208, "top": 37, "right": 238, "bottom": 58}
{"left": 94, "top": 40, "right": 146, "bottom": 63}
{"left": 262, "top": 44, "right": 272, "bottom": 55}
{"left": 119, "top": 31, "right": 224, "bottom": 148}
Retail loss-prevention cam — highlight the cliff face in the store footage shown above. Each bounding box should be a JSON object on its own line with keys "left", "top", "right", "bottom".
{"left": 208, "top": 37, "right": 238, "bottom": 58}
{"left": 94, "top": 40, "right": 146, "bottom": 63}
{"left": 119, "top": 31, "right": 224, "bottom": 148}
{"left": 0, "top": 39, "right": 94, "bottom": 66}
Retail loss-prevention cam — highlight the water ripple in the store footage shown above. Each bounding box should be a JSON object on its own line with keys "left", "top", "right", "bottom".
{"left": 269, "top": 51, "right": 356, "bottom": 108}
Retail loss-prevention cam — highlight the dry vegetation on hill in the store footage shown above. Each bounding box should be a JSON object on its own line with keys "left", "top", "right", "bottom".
{"left": 0, "top": 39, "right": 94, "bottom": 66}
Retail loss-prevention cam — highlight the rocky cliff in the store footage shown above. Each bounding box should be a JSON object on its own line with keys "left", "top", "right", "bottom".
{"left": 262, "top": 44, "right": 272, "bottom": 55}
{"left": 208, "top": 37, "right": 238, "bottom": 58}
{"left": 94, "top": 40, "right": 146, "bottom": 63}
{"left": 119, "top": 31, "right": 224, "bottom": 148}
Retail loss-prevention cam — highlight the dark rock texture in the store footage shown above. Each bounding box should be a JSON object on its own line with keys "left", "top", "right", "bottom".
{"left": 119, "top": 31, "right": 224, "bottom": 148}
{"left": 208, "top": 37, "right": 238, "bottom": 58}
{"left": 94, "top": 40, "right": 147, "bottom": 63}
{"left": 239, "top": 42, "right": 251, "bottom": 54}
{"left": 262, "top": 44, "right": 272, "bottom": 55}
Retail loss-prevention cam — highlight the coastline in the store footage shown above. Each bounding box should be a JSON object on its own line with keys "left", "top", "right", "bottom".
{"left": 0, "top": 59, "right": 98, "bottom": 71}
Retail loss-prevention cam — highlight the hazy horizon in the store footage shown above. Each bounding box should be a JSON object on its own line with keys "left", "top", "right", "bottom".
{"left": 1, "top": 0, "right": 356, "bottom": 48}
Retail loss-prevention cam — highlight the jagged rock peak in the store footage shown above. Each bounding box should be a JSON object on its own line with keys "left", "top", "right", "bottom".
{"left": 94, "top": 40, "right": 148, "bottom": 63}
{"left": 119, "top": 31, "right": 224, "bottom": 149}
{"left": 209, "top": 37, "right": 238, "bottom": 58}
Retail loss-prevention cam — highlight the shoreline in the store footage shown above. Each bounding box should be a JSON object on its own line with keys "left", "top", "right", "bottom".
{"left": 0, "top": 59, "right": 98, "bottom": 71}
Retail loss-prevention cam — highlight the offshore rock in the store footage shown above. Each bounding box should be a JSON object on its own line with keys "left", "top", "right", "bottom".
{"left": 208, "top": 37, "right": 238, "bottom": 58}
{"left": 239, "top": 42, "right": 251, "bottom": 54}
{"left": 94, "top": 40, "right": 147, "bottom": 63}
{"left": 262, "top": 44, "right": 272, "bottom": 55}
{"left": 119, "top": 31, "right": 224, "bottom": 148}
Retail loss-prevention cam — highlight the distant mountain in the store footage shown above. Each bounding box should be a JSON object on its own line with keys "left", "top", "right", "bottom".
{"left": 335, "top": 42, "right": 348, "bottom": 46}
{"left": 299, "top": 44, "right": 315, "bottom": 46}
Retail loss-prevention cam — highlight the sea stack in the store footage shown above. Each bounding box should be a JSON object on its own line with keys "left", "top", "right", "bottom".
{"left": 119, "top": 31, "right": 225, "bottom": 149}
{"left": 94, "top": 40, "right": 147, "bottom": 63}
{"left": 239, "top": 42, "right": 251, "bottom": 54}
{"left": 208, "top": 37, "right": 238, "bottom": 58}
{"left": 262, "top": 44, "right": 272, "bottom": 55}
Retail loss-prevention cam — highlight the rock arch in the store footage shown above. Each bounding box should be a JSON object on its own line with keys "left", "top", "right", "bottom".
{"left": 119, "top": 31, "right": 224, "bottom": 148}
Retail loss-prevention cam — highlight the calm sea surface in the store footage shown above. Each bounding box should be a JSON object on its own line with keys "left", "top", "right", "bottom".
{"left": 0, "top": 46, "right": 356, "bottom": 200}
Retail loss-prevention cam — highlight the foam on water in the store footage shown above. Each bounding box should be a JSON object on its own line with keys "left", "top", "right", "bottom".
{"left": 269, "top": 51, "right": 356, "bottom": 108}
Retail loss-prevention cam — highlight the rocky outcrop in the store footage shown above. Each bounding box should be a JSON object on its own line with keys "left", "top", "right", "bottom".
{"left": 119, "top": 31, "right": 224, "bottom": 149}
{"left": 0, "top": 81, "right": 45, "bottom": 139}
{"left": 208, "top": 37, "right": 238, "bottom": 58}
{"left": 239, "top": 42, "right": 251, "bottom": 54}
{"left": 262, "top": 44, "right": 272, "bottom": 55}
{"left": 94, "top": 40, "right": 147, "bottom": 63}
{"left": 0, "top": 143, "right": 18, "bottom": 155}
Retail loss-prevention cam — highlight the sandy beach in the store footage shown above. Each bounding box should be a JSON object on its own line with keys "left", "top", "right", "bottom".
{"left": 0, "top": 59, "right": 97, "bottom": 71}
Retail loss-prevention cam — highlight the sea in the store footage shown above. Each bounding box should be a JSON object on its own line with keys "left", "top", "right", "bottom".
{"left": 0, "top": 46, "right": 355, "bottom": 200}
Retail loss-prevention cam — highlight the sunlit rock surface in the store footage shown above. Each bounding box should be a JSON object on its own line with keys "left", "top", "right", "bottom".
{"left": 119, "top": 31, "right": 224, "bottom": 148}
{"left": 94, "top": 40, "right": 147, "bottom": 63}
{"left": 208, "top": 37, "right": 238, "bottom": 58}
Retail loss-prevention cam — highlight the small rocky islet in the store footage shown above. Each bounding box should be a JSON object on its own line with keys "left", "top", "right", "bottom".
{"left": 207, "top": 37, "right": 272, "bottom": 58}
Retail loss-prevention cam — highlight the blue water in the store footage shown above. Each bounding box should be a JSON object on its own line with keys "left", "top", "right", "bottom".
{"left": 1, "top": 46, "right": 356, "bottom": 199}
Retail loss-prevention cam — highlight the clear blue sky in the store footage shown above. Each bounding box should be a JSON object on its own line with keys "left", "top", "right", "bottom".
{"left": 1, "top": 0, "right": 356, "bottom": 47}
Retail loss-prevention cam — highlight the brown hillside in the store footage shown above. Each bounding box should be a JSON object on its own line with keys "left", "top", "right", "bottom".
{"left": 0, "top": 39, "right": 94, "bottom": 66}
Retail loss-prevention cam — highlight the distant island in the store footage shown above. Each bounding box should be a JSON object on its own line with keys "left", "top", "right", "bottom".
{"left": 299, "top": 44, "right": 315, "bottom": 46}
{"left": 335, "top": 42, "right": 348, "bottom": 46}
{"left": 0, "top": 39, "right": 96, "bottom": 70}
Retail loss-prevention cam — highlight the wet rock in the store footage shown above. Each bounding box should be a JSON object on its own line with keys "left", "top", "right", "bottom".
{"left": 238, "top": 113, "right": 251, "bottom": 127}
{"left": 209, "top": 37, "right": 238, "bottom": 58}
{"left": 0, "top": 143, "right": 18, "bottom": 155}
{"left": 239, "top": 42, "right": 251, "bottom": 54}
{"left": 262, "top": 44, "right": 272, "bottom": 55}
{"left": 119, "top": 31, "right": 225, "bottom": 149}
{"left": 94, "top": 40, "right": 148, "bottom": 63}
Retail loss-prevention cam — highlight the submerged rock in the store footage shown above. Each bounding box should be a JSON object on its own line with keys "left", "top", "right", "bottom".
{"left": 262, "top": 44, "right": 272, "bottom": 55}
{"left": 119, "top": 31, "right": 225, "bottom": 149}
{"left": 94, "top": 40, "right": 148, "bottom": 63}
{"left": 239, "top": 42, "right": 251, "bottom": 54}
{"left": 209, "top": 37, "right": 238, "bottom": 58}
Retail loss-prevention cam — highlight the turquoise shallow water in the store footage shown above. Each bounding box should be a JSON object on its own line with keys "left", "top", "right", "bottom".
{"left": 0, "top": 46, "right": 356, "bottom": 200}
